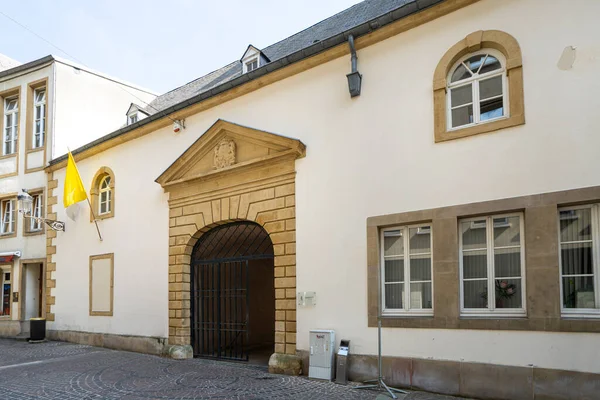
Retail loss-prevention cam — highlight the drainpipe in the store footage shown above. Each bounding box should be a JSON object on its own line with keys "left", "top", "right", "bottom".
{"left": 346, "top": 35, "right": 362, "bottom": 98}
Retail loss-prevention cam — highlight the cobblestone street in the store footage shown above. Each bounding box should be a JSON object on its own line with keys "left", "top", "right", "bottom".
{"left": 0, "top": 339, "right": 385, "bottom": 400}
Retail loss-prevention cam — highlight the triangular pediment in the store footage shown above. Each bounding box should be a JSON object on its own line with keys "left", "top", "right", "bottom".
{"left": 156, "top": 119, "right": 305, "bottom": 188}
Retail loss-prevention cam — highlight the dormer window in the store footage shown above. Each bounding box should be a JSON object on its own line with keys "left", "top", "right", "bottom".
{"left": 245, "top": 58, "right": 258, "bottom": 72}
{"left": 125, "top": 103, "right": 148, "bottom": 126}
{"left": 241, "top": 45, "right": 270, "bottom": 74}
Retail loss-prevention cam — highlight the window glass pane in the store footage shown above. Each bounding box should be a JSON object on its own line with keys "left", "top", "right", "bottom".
{"left": 409, "top": 227, "right": 430, "bottom": 254}
{"left": 384, "top": 259, "right": 404, "bottom": 282}
{"left": 5, "top": 114, "right": 11, "bottom": 127}
{"left": 451, "top": 64, "right": 471, "bottom": 82}
{"left": 479, "top": 55, "right": 501, "bottom": 74}
{"left": 561, "top": 242, "right": 594, "bottom": 275}
{"left": 480, "top": 97, "right": 504, "bottom": 121}
{"left": 493, "top": 216, "right": 520, "bottom": 247}
{"left": 35, "top": 121, "right": 41, "bottom": 134}
{"left": 410, "top": 282, "right": 432, "bottom": 309}
{"left": 479, "top": 76, "right": 502, "bottom": 100}
{"left": 560, "top": 209, "right": 592, "bottom": 242}
{"left": 410, "top": 256, "right": 431, "bottom": 281}
{"left": 384, "top": 230, "right": 403, "bottom": 256}
{"left": 451, "top": 105, "right": 473, "bottom": 127}
{"left": 463, "top": 249, "right": 487, "bottom": 279}
{"left": 494, "top": 247, "right": 521, "bottom": 277}
{"left": 461, "top": 220, "right": 487, "bottom": 250}
{"left": 495, "top": 278, "right": 522, "bottom": 308}
{"left": 464, "top": 54, "right": 487, "bottom": 73}
{"left": 464, "top": 280, "right": 487, "bottom": 308}
{"left": 450, "top": 84, "right": 472, "bottom": 107}
{"left": 385, "top": 283, "right": 404, "bottom": 309}
{"left": 562, "top": 276, "right": 595, "bottom": 309}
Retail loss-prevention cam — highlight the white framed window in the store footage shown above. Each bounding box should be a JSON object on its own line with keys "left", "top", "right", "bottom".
{"left": 128, "top": 113, "right": 138, "bottom": 125}
{"left": 459, "top": 213, "right": 525, "bottom": 317}
{"left": 381, "top": 224, "right": 433, "bottom": 315}
{"left": 33, "top": 88, "right": 46, "bottom": 149}
{"left": 447, "top": 49, "right": 508, "bottom": 130}
{"left": 245, "top": 58, "right": 258, "bottom": 73}
{"left": 558, "top": 205, "right": 600, "bottom": 318}
{"left": 29, "top": 193, "right": 43, "bottom": 232}
{"left": 99, "top": 176, "right": 112, "bottom": 215}
{"left": 0, "top": 199, "right": 15, "bottom": 235}
{"left": 3, "top": 97, "right": 18, "bottom": 156}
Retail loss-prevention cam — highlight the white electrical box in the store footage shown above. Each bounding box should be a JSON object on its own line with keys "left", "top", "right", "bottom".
{"left": 309, "top": 329, "right": 335, "bottom": 381}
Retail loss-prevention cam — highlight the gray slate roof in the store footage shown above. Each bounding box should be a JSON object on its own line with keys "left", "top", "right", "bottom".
{"left": 144, "top": 0, "right": 415, "bottom": 115}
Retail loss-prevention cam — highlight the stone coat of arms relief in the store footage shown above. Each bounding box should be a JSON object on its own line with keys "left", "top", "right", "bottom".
{"left": 213, "top": 138, "right": 236, "bottom": 169}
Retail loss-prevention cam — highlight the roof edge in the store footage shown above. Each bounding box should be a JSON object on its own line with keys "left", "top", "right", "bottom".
{"left": 0, "top": 55, "right": 54, "bottom": 81}
{"left": 48, "top": 0, "right": 474, "bottom": 169}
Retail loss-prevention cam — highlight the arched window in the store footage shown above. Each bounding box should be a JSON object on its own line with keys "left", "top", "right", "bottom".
{"left": 98, "top": 175, "right": 112, "bottom": 215}
{"left": 433, "top": 30, "right": 524, "bottom": 142}
{"left": 90, "top": 167, "right": 115, "bottom": 221}
{"left": 448, "top": 50, "right": 506, "bottom": 129}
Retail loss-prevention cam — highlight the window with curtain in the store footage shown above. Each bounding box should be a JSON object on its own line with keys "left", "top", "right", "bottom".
{"left": 3, "top": 97, "right": 18, "bottom": 156}
{"left": 381, "top": 224, "right": 433, "bottom": 315}
{"left": 0, "top": 199, "right": 15, "bottom": 235}
{"left": 559, "top": 205, "right": 600, "bottom": 316}
{"left": 447, "top": 50, "right": 507, "bottom": 129}
{"left": 99, "top": 175, "right": 112, "bottom": 215}
{"left": 33, "top": 88, "right": 46, "bottom": 149}
{"left": 459, "top": 214, "right": 525, "bottom": 316}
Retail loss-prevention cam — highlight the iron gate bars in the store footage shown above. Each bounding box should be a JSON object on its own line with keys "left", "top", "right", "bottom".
{"left": 190, "top": 222, "right": 274, "bottom": 361}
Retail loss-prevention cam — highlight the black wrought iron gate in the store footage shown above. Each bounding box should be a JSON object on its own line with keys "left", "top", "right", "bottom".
{"left": 190, "top": 222, "right": 274, "bottom": 361}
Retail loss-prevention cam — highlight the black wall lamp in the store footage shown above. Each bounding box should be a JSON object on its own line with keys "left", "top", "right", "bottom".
{"left": 346, "top": 35, "right": 362, "bottom": 98}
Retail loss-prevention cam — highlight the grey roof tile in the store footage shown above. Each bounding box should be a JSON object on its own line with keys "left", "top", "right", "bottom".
{"left": 143, "top": 0, "right": 415, "bottom": 116}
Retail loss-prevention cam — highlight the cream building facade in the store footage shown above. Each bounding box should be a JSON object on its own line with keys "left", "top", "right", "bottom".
{"left": 43, "top": 0, "right": 600, "bottom": 399}
{"left": 0, "top": 55, "right": 155, "bottom": 337}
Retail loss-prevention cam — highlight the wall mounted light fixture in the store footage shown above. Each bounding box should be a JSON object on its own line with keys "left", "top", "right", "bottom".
{"left": 17, "top": 190, "right": 65, "bottom": 231}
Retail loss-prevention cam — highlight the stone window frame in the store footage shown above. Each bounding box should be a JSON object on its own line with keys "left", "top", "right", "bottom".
{"left": 367, "top": 185, "right": 600, "bottom": 333}
{"left": 0, "top": 193, "right": 17, "bottom": 239}
{"left": 90, "top": 166, "right": 115, "bottom": 221}
{"left": 433, "top": 30, "right": 525, "bottom": 143}
{"left": 89, "top": 253, "right": 114, "bottom": 317}
{"left": 23, "top": 187, "right": 45, "bottom": 236}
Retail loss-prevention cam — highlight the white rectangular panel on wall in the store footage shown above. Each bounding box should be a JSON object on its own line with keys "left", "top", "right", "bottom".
{"left": 26, "top": 150, "right": 44, "bottom": 171}
{"left": 0, "top": 157, "right": 17, "bottom": 176}
{"left": 89, "top": 254, "right": 113, "bottom": 316}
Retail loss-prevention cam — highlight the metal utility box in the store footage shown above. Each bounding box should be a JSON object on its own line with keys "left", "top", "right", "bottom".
{"left": 335, "top": 339, "right": 350, "bottom": 384}
{"left": 309, "top": 330, "right": 335, "bottom": 380}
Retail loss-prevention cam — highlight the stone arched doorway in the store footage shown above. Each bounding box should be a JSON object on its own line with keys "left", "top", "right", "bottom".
{"left": 156, "top": 120, "right": 305, "bottom": 374}
{"left": 190, "top": 221, "right": 275, "bottom": 363}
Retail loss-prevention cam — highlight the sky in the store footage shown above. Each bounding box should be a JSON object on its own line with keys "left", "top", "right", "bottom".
{"left": 0, "top": 0, "right": 361, "bottom": 94}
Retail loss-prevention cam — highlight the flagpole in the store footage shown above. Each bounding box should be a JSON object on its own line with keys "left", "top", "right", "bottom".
{"left": 88, "top": 197, "right": 103, "bottom": 241}
{"left": 66, "top": 147, "right": 102, "bottom": 241}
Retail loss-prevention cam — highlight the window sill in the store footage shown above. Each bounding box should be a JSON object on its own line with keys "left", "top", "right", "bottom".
{"left": 460, "top": 312, "right": 527, "bottom": 319}
{"left": 0, "top": 232, "right": 17, "bottom": 239}
{"left": 435, "top": 113, "right": 525, "bottom": 143}
{"left": 561, "top": 311, "right": 600, "bottom": 320}
{"left": 0, "top": 153, "right": 17, "bottom": 160}
{"left": 382, "top": 312, "right": 434, "bottom": 318}
{"left": 26, "top": 147, "right": 44, "bottom": 154}
{"left": 23, "top": 229, "right": 44, "bottom": 237}
{"left": 93, "top": 212, "right": 114, "bottom": 222}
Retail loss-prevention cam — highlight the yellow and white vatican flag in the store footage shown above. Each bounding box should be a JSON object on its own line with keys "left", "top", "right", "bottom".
{"left": 63, "top": 150, "right": 102, "bottom": 240}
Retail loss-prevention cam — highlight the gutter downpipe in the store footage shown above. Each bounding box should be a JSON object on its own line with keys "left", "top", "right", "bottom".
{"left": 346, "top": 35, "right": 362, "bottom": 98}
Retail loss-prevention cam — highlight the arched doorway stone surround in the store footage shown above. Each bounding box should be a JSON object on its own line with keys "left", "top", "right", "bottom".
{"left": 156, "top": 120, "right": 305, "bottom": 369}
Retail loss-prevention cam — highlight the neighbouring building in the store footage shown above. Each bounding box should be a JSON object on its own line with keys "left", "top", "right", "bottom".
{"left": 0, "top": 55, "right": 156, "bottom": 337}
{"left": 40, "top": 0, "right": 600, "bottom": 399}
